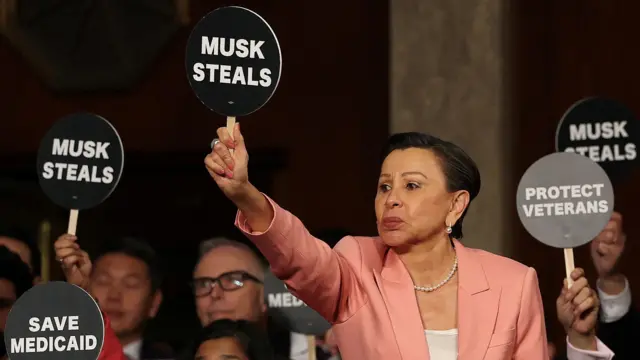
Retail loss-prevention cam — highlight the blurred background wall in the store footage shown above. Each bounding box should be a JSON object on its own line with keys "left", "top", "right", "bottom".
{"left": 391, "top": 0, "right": 510, "bottom": 256}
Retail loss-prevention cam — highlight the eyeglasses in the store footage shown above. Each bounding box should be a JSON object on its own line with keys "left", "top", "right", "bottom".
{"left": 191, "top": 271, "right": 262, "bottom": 297}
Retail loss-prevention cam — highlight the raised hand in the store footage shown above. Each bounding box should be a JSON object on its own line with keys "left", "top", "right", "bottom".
{"left": 590, "top": 211, "right": 625, "bottom": 279}
{"left": 53, "top": 234, "right": 92, "bottom": 291}
{"left": 204, "top": 123, "right": 250, "bottom": 201}
{"left": 556, "top": 268, "right": 599, "bottom": 350}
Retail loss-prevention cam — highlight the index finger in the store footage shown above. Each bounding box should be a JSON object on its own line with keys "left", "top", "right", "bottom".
{"left": 570, "top": 267, "right": 585, "bottom": 281}
{"left": 216, "top": 127, "right": 236, "bottom": 149}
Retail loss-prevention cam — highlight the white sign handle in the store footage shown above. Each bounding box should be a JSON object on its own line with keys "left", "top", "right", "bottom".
{"left": 307, "top": 335, "right": 316, "bottom": 360}
{"left": 67, "top": 209, "right": 79, "bottom": 235}
{"left": 563, "top": 248, "right": 575, "bottom": 288}
{"left": 226, "top": 116, "right": 236, "bottom": 156}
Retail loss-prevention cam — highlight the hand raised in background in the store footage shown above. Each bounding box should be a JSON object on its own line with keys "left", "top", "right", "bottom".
{"left": 53, "top": 234, "right": 92, "bottom": 291}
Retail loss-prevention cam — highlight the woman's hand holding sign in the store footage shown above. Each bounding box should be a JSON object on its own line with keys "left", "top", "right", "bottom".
{"left": 205, "top": 124, "right": 273, "bottom": 233}
{"left": 205, "top": 124, "right": 249, "bottom": 193}
{"left": 54, "top": 234, "right": 92, "bottom": 291}
{"left": 556, "top": 268, "right": 599, "bottom": 351}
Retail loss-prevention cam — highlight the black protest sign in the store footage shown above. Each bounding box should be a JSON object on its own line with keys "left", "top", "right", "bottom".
{"left": 4, "top": 281, "right": 104, "bottom": 360}
{"left": 516, "top": 152, "right": 614, "bottom": 249}
{"left": 186, "top": 6, "right": 282, "bottom": 117}
{"left": 37, "top": 113, "right": 124, "bottom": 210}
{"left": 264, "top": 271, "right": 330, "bottom": 336}
{"left": 556, "top": 97, "right": 640, "bottom": 181}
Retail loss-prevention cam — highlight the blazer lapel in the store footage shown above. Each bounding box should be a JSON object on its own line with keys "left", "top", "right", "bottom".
{"left": 454, "top": 240, "right": 501, "bottom": 360}
{"left": 374, "top": 249, "right": 430, "bottom": 360}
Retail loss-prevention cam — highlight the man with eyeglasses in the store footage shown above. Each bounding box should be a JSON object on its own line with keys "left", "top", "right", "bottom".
{"left": 192, "top": 237, "right": 335, "bottom": 360}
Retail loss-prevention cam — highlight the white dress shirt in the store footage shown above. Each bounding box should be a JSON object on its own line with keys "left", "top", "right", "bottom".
{"left": 123, "top": 339, "right": 142, "bottom": 360}
{"left": 597, "top": 276, "right": 632, "bottom": 323}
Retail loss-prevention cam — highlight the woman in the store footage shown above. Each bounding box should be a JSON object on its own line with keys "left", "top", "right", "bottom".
{"left": 186, "top": 319, "right": 274, "bottom": 360}
{"left": 205, "top": 126, "right": 608, "bottom": 360}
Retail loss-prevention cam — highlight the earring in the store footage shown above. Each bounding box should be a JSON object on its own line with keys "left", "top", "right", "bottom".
{"left": 445, "top": 223, "right": 452, "bottom": 234}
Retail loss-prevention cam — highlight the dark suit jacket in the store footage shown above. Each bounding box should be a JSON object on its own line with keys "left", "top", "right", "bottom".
{"left": 554, "top": 307, "right": 639, "bottom": 360}
{"left": 139, "top": 339, "right": 175, "bottom": 360}
{"left": 596, "top": 307, "right": 639, "bottom": 360}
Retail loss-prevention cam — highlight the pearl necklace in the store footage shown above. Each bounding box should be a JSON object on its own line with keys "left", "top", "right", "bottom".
{"left": 413, "top": 253, "right": 458, "bottom": 293}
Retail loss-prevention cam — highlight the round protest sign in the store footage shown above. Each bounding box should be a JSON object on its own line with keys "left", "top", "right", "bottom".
{"left": 556, "top": 97, "right": 640, "bottom": 181}
{"left": 516, "top": 152, "right": 614, "bottom": 248}
{"left": 185, "top": 6, "right": 282, "bottom": 117}
{"left": 36, "top": 113, "right": 124, "bottom": 210}
{"left": 264, "top": 271, "right": 330, "bottom": 336}
{"left": 4, "top": 281, "right": 104, "bottom": 360}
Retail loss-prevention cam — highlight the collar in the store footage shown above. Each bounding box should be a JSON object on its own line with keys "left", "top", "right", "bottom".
{"left": 123, "top": 338, "right": 143, "bottom": 360}
{"left": 380, "top": 238, "right": 489, "bottom": 294}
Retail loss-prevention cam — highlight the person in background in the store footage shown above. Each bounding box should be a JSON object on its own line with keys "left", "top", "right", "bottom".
{"left": 590, "top": 211, "right": 637, "bottom": 359}
{"left": 192, "top": 237, "right": 332, "bottom": 360}
{"left": 2, "top": 238, "right": 127, "bottom": 360}
{"left": 548, "top": 211, "right": 636, "bottom": 360}
{"left": 556, "top": 268, "right": 613, "bottom": 360}
{"left": 0, "top": 225, "right": 42, "bottom": 283}
{"left": 0, "top": 246, "right": 34, "bottom": 360}
{"left": 88, "top": 236, "right": 173, "bottom": 360}
{"left": 185, "top": 319, "right": 274, "bottom": 360}
{"left": 54, "top": 234, "right": 170, "bottom": 360}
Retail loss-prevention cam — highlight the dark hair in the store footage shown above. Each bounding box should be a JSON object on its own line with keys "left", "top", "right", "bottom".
{"left": 94, "top": 237, "right": 163, "bottom": 292}
{"left": 383, "top": 132, "right": 481, "bottom": 239}
{"left": 188, "top": 319, "right": 274, "bottom": 360}
{"left": 0, "top": 246, "right": 34, "bottom": 298}
{"left": 0, "top": 225, "right": 41, "bottom": 276}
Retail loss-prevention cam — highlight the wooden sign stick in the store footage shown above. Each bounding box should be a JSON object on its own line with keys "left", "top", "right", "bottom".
{"left": 67, "top": 209, "right": 79, "bottom": 236}
{"left": 307, "top": 336, "right": 316, "bottom": 360}
{"left": 564, "top": 248, "right": 575, "bottom": 287}
{"left": 227, "top": 117, "right": 236, "bottom": 155}
{"left": 38, "top": 219, "right": 52, "bottom": 282}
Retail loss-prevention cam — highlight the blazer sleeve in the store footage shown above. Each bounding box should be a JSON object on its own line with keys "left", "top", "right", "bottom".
{"left": 98, "top": 313, "right": 126, "bottom": 360}
{"left": 513, "top": 267, "right": 549, "bottom": 359}
{"left": 235, "top": 194, "right": 365, "bottom": 323}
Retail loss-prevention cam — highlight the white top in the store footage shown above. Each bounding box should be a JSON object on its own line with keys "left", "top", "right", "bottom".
{"left": 424, "top": 329, "right": 458, "bottom": 360}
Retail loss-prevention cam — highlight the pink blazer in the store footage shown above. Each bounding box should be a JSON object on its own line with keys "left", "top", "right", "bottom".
{"left": 236, "top": 196, "right": 548, "bottom": 360}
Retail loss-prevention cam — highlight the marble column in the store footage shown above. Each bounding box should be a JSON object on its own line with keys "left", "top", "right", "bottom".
{"left": 391, "top": 0, "right": 512, "bottom": 255}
